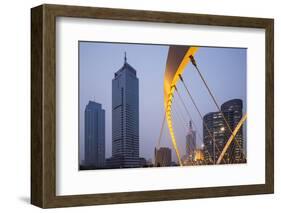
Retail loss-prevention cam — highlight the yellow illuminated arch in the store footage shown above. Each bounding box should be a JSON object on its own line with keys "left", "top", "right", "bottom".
{"left": 164, "top": 46, "right": 199, "bottom": 166}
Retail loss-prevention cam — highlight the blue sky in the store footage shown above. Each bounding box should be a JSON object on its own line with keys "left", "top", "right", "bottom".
{"left": 79, "top": 42, "right": 247, "bottom": 162}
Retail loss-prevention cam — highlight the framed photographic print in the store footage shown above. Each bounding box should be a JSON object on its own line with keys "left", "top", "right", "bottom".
{"left": 31, "top": 4, "right": 274, "bottom": 208}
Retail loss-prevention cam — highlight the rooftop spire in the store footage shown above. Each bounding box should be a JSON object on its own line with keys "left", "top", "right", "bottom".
{"left": 124, "top": 51, "right": 127, "bottom": 64}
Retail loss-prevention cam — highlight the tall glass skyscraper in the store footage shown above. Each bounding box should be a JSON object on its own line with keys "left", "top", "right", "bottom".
{"left": 203, "top": 111, "right": 225, "bottom": 164}
{"left": 203, "top": 99, "right": 244, "bottom": 164}
{"left": 84, "top": 101, "right": 105, "bottom": 168}
{"left": 110, "top": 53, "right": 140, "bottom": 168}
{"left": 221, "top": 99, "right": 244, "bottom": 163}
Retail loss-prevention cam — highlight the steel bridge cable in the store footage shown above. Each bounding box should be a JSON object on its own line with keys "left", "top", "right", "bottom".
{"left": 174, "top": 95, "right": 213, "bottom": 163}
{"left": 175, "top": 86, "right": 222, "bottom": 164}
{"left": 156, "top": 114, "right": 166, "bottom": 149}
{"left": 216, "top": 114, "right": 247, "bottom": 164}
{"left": 155, "top": 107, "right": 184, "bottom": 166}
{"left": 174, "top": 90, "right": 207, "bottom": 146}
{"left": 173, "top": 100, "right": 190, "bottom": 125}
{"left": 155, "top": 114, "right": 166, "bottom": 165}
{"left": 172, "top": 102, "right": 197, "bottom": 146}
{"left": 172, "top": 103, "right": 191, "bottom": 165}
{"left": 172, "top": 103, "right": 188, "bottom": 130}
{"left": 167, "top": 106, "right": 186, "bottom": 166}
{"left": 174, "top": 95, "right": 214, "bottom": 164}
{"left": 173, "top": 97, "right": 209, "bottom": 159}
{"left": 189, "top": 55, "right": 245, "bottom": 159}
{"left": 175, "top": 85, "right": 225, "bottom": 164}
{"left": 166, "top": 91, "right": 183, "bottom": 166}
{"left": 176, "top": 78, "right": 226, "bottom": 164}
{"left": 172, "top": 101, "right": 202, "bottom": 163}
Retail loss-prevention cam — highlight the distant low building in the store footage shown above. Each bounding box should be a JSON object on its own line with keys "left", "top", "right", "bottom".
{"left": 139, "top": 157, "right": 147, "bottom": 167}
{"left": 171, "top": 161, "right": 179, "bottom": 167}
{"left": 145, "top": 159, "right": 154, "bottom": 167}
{"left": 154, "top": 147, "right": 172, "bottom": 167}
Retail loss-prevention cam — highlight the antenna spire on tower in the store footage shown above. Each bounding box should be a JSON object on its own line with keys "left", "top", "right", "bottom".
{"left": 124, "top": 51, "right": 127, "bottom": 64}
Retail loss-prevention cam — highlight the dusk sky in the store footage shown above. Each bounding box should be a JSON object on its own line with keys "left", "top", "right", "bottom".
{"left": 79, "top": 42, "right": 247, "bottom": 163}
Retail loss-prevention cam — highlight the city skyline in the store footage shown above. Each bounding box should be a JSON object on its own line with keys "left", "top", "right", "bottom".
{"left": 79, "top": 41, "right": 247, "bottom": 164}
{"left": 80, "top": 97, "right": 245, "bottom": 168}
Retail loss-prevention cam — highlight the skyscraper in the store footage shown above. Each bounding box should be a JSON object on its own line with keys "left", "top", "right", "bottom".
{"left": 84, "top": 101, "right": 105, "bottom": 168}
{"left": 111, "top": 53, "right": 140, "bottom": 168}
{"left": 221, "top": 99, "right": 244, "bottom": 163}
{"left": 203, "top": 99, "right": 244, "bottom": 164}
{"left": 203, "top": 111, "right": 225, "bottom": 164}
{"left": 154, "top": 147, "right": 172, "bottom": 167}
{"left": 186, "top": 121, "right": 196, "bottom": 161}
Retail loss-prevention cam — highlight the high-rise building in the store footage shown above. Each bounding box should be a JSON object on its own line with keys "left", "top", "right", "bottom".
{"left": 203, "top": 111, "right": 225, "bottom": 164}
{"left": 203, "top": 99, "right": 244, "bottom": 164}
{"left": 221, "top": 99, "right": 244, "bottom": 163}
{"left": 155, "top": 147, "right": 172, "bottom": 167}
{"left": 110, "top": 53, "right": 140, "bottom": 168}
{"left": 186, "top": 121, "right": 196, "bottom": 161}
{"left": 84, "top": 101, "right": 105, "bottom": 168}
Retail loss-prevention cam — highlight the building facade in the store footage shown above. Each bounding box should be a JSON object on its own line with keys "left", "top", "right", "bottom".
{"left": 203, "top": 111, "right": 225, "bottom": 164}
{"left": 84, "top": 101, "right": 105, "bottom": 168}
{"left": 110, "top": 54, "right": 140, "bottom": 168}
{"left": 186, "top": 121, "right": 196, "bottom": 161}
{"left": 155, "top": 147, "right": 172, "bottom": 167}
{"left": 203, "top": 99, "right": 244, "bottom": 164}
{"left": 221, "top": 99, "right": 244, "bottom": 163}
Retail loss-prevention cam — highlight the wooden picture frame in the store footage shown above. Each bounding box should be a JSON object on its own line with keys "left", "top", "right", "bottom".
{"left": 31, "top": 4, "right": 274, "bottom": 208}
